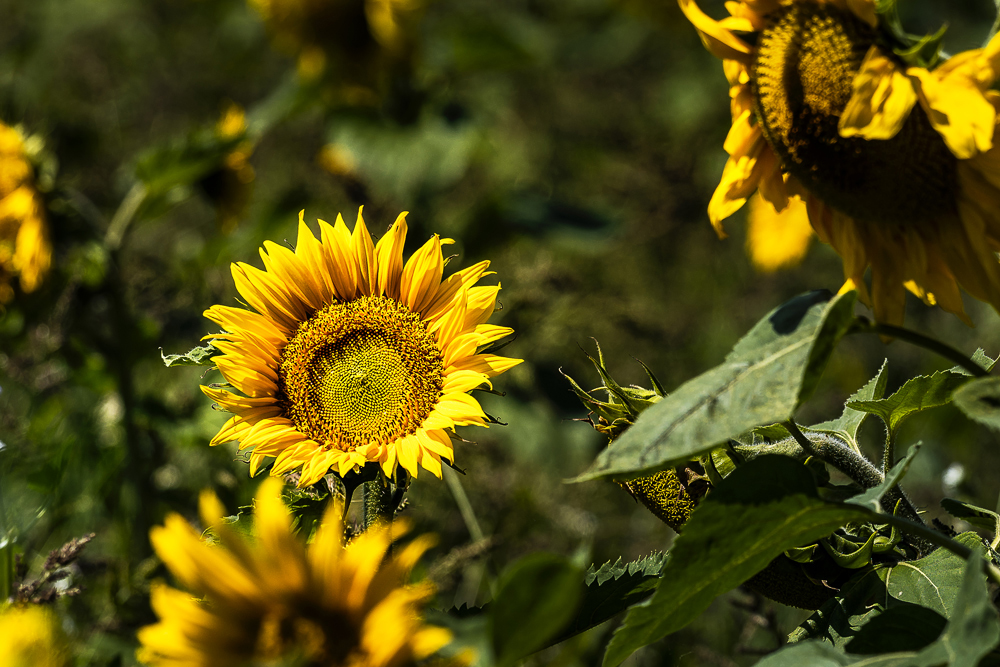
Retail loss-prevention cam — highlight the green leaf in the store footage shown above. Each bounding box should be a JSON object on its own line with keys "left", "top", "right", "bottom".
{"left": 878, "top": 532, "right": 985, "bottom": 619}
{"left": 544, "top": 552, "right": 668, "bottom": 647}
{"left": 491, "top": 553, "right": 584, "bottom": 667}
{"left": 847, "top": 370, "right": 971, "bottom": 437}
{"left": 161, "top": 343, "right": 221, "bottom": 367}
{"left": 941, "top": 498, "right": 1000, "bottom": 539}
{"left": 812, "top": 360, "right": 889, "bottom": 452}
{"left": 844, "top": 605, "right": 946, "bottom": 654}
{"left": 768, "top": 544, "right": 999, "bottom": 666}
{"left": 791, "top": 532, "right": 986, "bottom": 648}
{"left": 953, "top": 377, "right": 1000, "bottom": 433}
{"left": 602, "top": 455, "right": 871, "bottom": 667}
{"left": 844, "top": 444, "right": 920, "bottom": 513}
{"left": 575, "top": 290, "right": 857, "bottom": 482}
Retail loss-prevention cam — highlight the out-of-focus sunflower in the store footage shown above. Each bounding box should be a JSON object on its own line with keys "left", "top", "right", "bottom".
{"left": 0, "top": 604, "right": 70, "bottom": 667}
{"left": 681, "top": 0, "right": 1000, "bottom": 324}
{"left": 204, "top": 103, "right": 255, "bottom": 233}
{"left": 137, "top": 478, "right": 463, "bottom": 667}
{"left": 248, "top": 0, "right": 423, "bottom": 96}
{"left": 0, "top": 123, "right": 50, "bottom": 304}
{"left": 203, "top": 210, "right": 520, "bottom": 486}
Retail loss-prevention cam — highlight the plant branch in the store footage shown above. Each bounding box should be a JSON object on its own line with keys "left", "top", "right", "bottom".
{"left": 104, "top": 182, "right": 147, "bottom": 250}
{"left": 852, "top": 321, "right": 990, "bottom": 378}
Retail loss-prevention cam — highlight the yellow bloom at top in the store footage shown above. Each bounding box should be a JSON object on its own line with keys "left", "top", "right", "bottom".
{"left": 680, "top": 0, "right": 1000, "bottom": 325}
{"left": 0, "top": 122, "right": 50, "bottom": 303}
{"left": 0, "top": 604, "right": 70, "bottom": 667}
{"left": 203, "top": 210, "right": 521, "bottom": 486}
{"left": 138, "top": 478, "right": 460, "bottom": 667}
{"left": 248, "top": 0, "right": 423, "bottom": 89}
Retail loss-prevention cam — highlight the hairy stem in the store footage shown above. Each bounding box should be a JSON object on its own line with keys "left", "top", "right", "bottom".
{"left": 363, "top": 479, "right": 395, "bottom": 531}
{"left": 784, "top": 421, "right": 923, "bottom": 528}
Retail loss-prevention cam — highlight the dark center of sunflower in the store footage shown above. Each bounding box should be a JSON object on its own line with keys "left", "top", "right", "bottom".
{"left": 752, "top": 1, "right": 957, "bottom": 226}
{"left": 279, "top": 295, "right": 444, "bottom": 452}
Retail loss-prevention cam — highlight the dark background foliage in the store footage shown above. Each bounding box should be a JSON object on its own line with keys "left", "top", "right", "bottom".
{"left": 1, "top": 0, "right": 998, "bottom": 664}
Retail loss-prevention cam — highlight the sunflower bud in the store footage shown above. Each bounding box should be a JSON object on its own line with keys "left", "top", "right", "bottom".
{"left": 563, "top": 343, "right": 706, "bottom": 532}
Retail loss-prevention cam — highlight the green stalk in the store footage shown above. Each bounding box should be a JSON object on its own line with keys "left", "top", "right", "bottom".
{"left": 852, "top": 321, "right": 990, "bottom": 378}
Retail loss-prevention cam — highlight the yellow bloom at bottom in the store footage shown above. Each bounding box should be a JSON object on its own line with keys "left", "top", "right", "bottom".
{"left": 137, "top": 478, "right": 457, "bottom": 667}
{"left": 0, "top": 604, "right": 70, "bottom": 667}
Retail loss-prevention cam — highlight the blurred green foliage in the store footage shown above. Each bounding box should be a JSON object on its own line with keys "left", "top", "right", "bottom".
{"left": 2, "top": 0, "right": 1000, "bottom": 665}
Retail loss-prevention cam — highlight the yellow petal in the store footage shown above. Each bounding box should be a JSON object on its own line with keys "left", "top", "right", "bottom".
{"left": 910, "top": 67, "right": 995, "bottom": 159}
{"left": 677, "top": 0, "right": 752, "bottom": 64}
{"left": 839, "top": 46, "right": 917, "bottom": 140}
{"left": 746, "top": 194, "right": 814, "bottom": 272}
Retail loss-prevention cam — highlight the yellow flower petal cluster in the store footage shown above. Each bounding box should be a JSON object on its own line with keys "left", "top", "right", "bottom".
{"left": 681, "top": 0, "right": 1000, "bottom": 324}
{"left": 0, "top": 122, "right": 50, "bottom": 304}
{"left": 204, "top": 209, "right": 520, "bottom": 486}
{"left": 0, "top": 604, "right": 70, "bottom": 667}
{"left": 137, "top": 478, "right": 459, "bottom": 667}
{"left": 211, "top": 103, "right": 255, "bottom": 233}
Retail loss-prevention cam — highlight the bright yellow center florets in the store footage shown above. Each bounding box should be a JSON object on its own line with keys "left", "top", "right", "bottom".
{"left": 279, "top": 295, "right": 444, "bottom": 452}
{"left": 752, "top": 1, "right": 957, "bottom": 225}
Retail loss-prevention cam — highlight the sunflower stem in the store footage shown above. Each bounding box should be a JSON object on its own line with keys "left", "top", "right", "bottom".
{"left": 858, "top": 321, "right": 990, "bottom": 378}
{"left": 363, "top": 479, "right": 395, "bottom": 531}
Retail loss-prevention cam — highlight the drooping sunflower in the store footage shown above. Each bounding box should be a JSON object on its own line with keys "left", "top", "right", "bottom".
{"left": 137, "top": 478, "right": 462, "bottom": 667}
{"left": 0, "top": 122, "right": 50, "bottom": 304}
{"left": 680, "top": 0, "right": 1000, "bottom": 324}
{"left": 203, "top": 210, "right": 520, "bottom": 486}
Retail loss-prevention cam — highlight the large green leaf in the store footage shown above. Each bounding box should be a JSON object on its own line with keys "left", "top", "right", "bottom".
{"left": 848, "top": 370, "right": 972, "bottom": 438}
{"left": 792, "top": 532, "right": 985, "bottom": 646}
{"left": 761, "top": 545, "right": 998, "bottom": 666}
{"left": 490, "top": 553, "right": 584, "bottom": 667}
{"left": 576, "top": 291, "right": 857, "bottom": 482}
{"left": 877, "top": 532, "right": 984, "bottom": 619}
{"left": 953, "top": 377, "right": 1000, "bottom": 433}
{"left": 602, "top": 455, "right": 872, "bottom": 667}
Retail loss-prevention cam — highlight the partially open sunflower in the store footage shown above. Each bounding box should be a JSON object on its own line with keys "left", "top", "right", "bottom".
{"left": 681, "top": 0, "right": 1000, "bottom": 324}
{"left": 204, "top": 210, "right": 520, "bottom": 486}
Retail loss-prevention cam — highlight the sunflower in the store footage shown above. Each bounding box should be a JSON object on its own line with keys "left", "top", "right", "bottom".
{"left": 0, "top": 604, "right": 70, "bottom": 667}
{"left": 680, "top": 0, "right": 1000, "bottom": 325}
{"left": 204, "top": 103, "right": 255, "bottom": 234}
{"left": 203, "top": 209, "right": 520, "bottom": 486}
{"left": 248, "top": 0, "right": 422, "bottom": 91}
{"left": 0, "top": 122, "right": 50, "bottom": 304}
{"left": 137, "top": 478, "right": 462, "bottom": 667}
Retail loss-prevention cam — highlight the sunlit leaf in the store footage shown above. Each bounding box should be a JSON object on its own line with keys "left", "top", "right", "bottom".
{"left": 576, "top": 290, "right": 857, "bottom": 482}
{"left": 847, "top": 370, "right": 971, "bottom": 437}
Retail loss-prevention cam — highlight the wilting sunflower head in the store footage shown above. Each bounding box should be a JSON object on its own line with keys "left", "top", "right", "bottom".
{"left": 137, "top": 478, "right": 460, "bottom": 667}
{"left": 204, "top": 209, "right": 520, "bottom": 487}
{"left": 248, "top": 0, "right": 423, "bottom": 89}
{"left": 0, "top": 122, "right": 50, "bottom": 304}
{"left": 0, "top": 604, "right": 70, "bottom": 667}
{"left": 680, "top": 0, "right": 1000, "bottom": 325}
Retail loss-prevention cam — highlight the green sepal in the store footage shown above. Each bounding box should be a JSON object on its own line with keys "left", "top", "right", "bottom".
{"left": 893, "top": 23, "right": 948, "bottom": 69}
